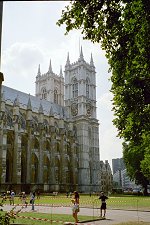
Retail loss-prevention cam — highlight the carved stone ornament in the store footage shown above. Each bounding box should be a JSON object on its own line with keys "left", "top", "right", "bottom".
{"left": 71, "top": 102, "right": 78, "bottom": 116}
{"left": 86, "top": 102, "right": 93, "bottom": 116}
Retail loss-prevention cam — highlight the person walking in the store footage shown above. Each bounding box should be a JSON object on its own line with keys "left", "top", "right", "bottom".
{"left": 30, "top": 192, "right": 35, "bottom": 210}
{"left": 99, "top": 192, "right": 108, "bottom": 218}
{"left": 71, "top": 191, "right": 80, "bottom": 223}
{"left": 10, "top": 190, "right": 15, "bottom": 206}
{"left": 22, "top": 192, "right": 27, "bottom": 208}
{"left": 2, "top": 192, "right": 6, "bottom": 203}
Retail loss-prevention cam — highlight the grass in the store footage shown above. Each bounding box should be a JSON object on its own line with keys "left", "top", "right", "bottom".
{"left": 1, "top": 211, "right": 98, "bottom": 225}
{"left": 0, "top": 194, "right": 150, "bottom": 225}
{"left": 107, "top": 196, "right": 150, "bottom": 210}
{"left": 2, "top": 193, "right": 149, "bottom": 210}
{"left": 11, "top": 213, "right": 150, "bottom": 225}
{"left": 27, "top": 194, "right": 149, "bottom": 210}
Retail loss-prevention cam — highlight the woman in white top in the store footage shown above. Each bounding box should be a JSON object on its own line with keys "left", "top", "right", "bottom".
{"left": 72, "top": 191, "right": 80, "bottom": 223}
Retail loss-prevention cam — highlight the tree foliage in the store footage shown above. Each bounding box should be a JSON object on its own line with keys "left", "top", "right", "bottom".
{"left": 57, "top": 0, "right": 150, "bottom": 191}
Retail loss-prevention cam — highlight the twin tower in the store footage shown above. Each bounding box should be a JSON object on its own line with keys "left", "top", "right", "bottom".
{"left": 36, "top": 47, "right": 97, "bottom": 119}
{"left": 35, "top": 47, "right": 100, "bottom": 192}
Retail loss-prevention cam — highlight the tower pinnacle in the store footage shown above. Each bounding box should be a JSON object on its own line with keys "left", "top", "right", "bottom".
{"left": 90, "top": 53, "right": 94, "bottom": 67}
{"left": 36, "top": 64, "right": 41, "bottom": 77}
{"left": 27, "top": 94, "right": 32, "bottom": 110}
{"left": 59, "top": 65, "right": 63, "bottom": 76}
{"left": 79, "top": 46, "right": 84, "bottom": 61}
{"left": 66, "top": 52, "right": 70, "bottom": 66}
{"left": 48, "top": 59, "right": 53, "bottom": 73}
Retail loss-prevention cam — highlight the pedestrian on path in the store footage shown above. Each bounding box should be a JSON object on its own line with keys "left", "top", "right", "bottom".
{"left": 71, "top": 191, "right": 80, "bottom": 223}
{"left": 1, "top": 192, "right": 6, "bottom": 203}
{"left": 99, "top": 191, "right": 108, "bottom": 218}
{"left": 22, "top": 192, "right": 27, "bottom": 208}
{"left": 37, "top": 190, "right": 40, "bottom": 200}
{"left": 10, "top": 190, "right": 15, "bottom": 206}
{"left": 30, "top": 192, "right": 35, "bottom": 210}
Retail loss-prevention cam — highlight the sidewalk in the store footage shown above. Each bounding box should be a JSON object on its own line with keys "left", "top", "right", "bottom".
{"left": 2, "top": 204, "right": 150, "bottom": 225}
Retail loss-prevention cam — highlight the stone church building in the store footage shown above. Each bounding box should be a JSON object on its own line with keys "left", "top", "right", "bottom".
{"left": 0, "top": 48, "right": 100, "bottom": 193}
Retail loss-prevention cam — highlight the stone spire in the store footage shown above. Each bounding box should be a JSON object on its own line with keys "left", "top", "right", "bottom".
{"left": 1, "top": 90, "right": 5, "bottom": 102}
{"left": 48, "top": 59, "right": 53, "bottom": 73}
{"left": 27, "top": 94, "right": 32, "bottom": 121}
{"left": 59, "top": 65, "right": 63, "bottom": 76}
{"left": 38, "top": 102, "right": 44, "bottom": 124}
{"left": 60, "top": 107, "right": 64, "bottom": 119}
{"left": 13, "top": 95, "right": 19, "bottom": 116}
{"left": 39, "top": 102, "right": 43, "bottom": 114}
{"left": 1, "top": 90, "right": 5, "bottom": 112}
{"left": 13, "top": 95, "right": 19, "bottom": 107}
{"left": 59, "top": 107, "right": 64, "bottom": 128}
{"left": 27, "top": 94, "right": 32, "bottom": 110}
{"left": 36, "top": 64, "right": 41, "bottom": 78}
{"left": 79, "top": 46, "right": 84, "bottom": 61}
{"left": 90, "top": 53, "right": 94, "bottom": 66}
{"left": 49, "top": 106, "right": 54, "bottom": 127}
{"left": 66, "top": 52, "right": 70, "bottom": 66}
{"left": 49, "top": 106, "right": 54, "bottom": 117}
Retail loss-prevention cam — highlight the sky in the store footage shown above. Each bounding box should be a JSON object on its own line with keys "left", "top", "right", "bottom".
{"left": 1, "top": 1, "right": 123, "bottom": 169}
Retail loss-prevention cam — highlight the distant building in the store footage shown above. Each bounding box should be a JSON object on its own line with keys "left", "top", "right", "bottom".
{"left": 99, "top": 160, "right": 113, "bottom": 193}
{"left": 113, "top": 170, "right": 122, "bottom": 188}
{"left": 112, "top": 158, "right": 125, "bottom": 174}
{"left": 121, "top": 169, "right": 136, "bottom": 189}
{"left": 112, "top": 158, "right": 141, "bottom": 190}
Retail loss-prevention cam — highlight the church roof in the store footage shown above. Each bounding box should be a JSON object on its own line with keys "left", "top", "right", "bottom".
{"left": 2, "top": 85, "right": 68, "bottom": 118}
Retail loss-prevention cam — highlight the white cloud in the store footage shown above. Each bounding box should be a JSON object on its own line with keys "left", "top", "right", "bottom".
{"left": 97, "top": 92, "right": 123, "bottom": 167}
{"left": 3, "top": 42, "right": 44, "bottom": 69}
{"left": 98, "top": 92, "right": 113, "bottom": 110}
{"left": 99, "top": 125, "right": 123, "bottom": 168}
{"left": 1, "top": 1, "right": 124, "bottom": 168}
{"left": 2, "top": 42, "right": 46, "bottom": 94}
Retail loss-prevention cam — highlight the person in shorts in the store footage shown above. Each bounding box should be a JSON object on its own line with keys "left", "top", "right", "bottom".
{"left": 10, "top": 190, "right": 15, "bottom": 206}
{"left": 22, "top": 192, "right": 27, "bottom": 207}
{"left": 99, "top": 192, "right": 108, "bottom": 218}
{"left": 71, "top": 191, "right": 80, "bottom": 223}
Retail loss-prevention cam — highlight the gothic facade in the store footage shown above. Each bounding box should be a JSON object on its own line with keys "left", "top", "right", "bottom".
{"left": 0, "top": 48, "right": 100, "bottom": 193}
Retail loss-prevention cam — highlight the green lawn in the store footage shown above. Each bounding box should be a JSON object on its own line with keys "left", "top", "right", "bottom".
{"left": 9, "top": 213, "right": 150, "bottom": 225}
{"left": 0, "top": 194, "right": 150, "bottom": 225}
{"left": 106, "top": 196, "right": 150, "bottom": 210}
{"left": 1, "top": 211, "right": 98, "bottom": 225}
{"left": 1, "top": 194, "right": 150, "bottom": 210}
{"left": 8, "top": 212, "right": 150, "bottom": 225}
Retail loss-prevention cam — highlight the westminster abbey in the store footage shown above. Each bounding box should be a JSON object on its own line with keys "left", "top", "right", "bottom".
{"left": 0, "top": 48, "right": 100, "bottom": 193}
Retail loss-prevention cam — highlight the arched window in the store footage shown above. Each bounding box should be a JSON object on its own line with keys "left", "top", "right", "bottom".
{"left": 72, "top": 78, "right": 78, "bottom": 98}
{"left": 34, "top": 137, "right": 39, "bottom": 149}
{"left": 31, "top": 153, "right": 39, "bottom": 183}
{"left": 86, "top": 78, "right": 90, "bottom": 98}
{"left": 41, "top": 87, "right": 47, "bottom": 100}
{"left": 54, "top": 122, "right": 59, "bottom": 134}
{"left": 54, "top": 89, "right": 58, "bottom": 104}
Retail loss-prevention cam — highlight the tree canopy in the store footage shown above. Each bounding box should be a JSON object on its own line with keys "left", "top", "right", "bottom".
{"left": 57, "top": 0, "right": 150, "bottom": 192}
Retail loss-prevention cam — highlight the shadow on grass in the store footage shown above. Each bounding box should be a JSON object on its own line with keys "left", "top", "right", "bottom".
{"left": 64, "top": 217, "right": 110, "bottom": 224}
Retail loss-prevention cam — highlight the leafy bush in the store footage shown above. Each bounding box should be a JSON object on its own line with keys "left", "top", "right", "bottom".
{"left": 0, "top": 203, "right": 16, "bottom": 225}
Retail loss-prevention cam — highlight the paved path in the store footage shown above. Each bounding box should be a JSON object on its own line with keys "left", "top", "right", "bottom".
{"left": 2, "top": 204, "right": 150, "bottom": 225}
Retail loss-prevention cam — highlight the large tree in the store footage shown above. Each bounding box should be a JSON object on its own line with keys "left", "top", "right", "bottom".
{"left": 57, "top": 0, "right": 150, "bottom": 193}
